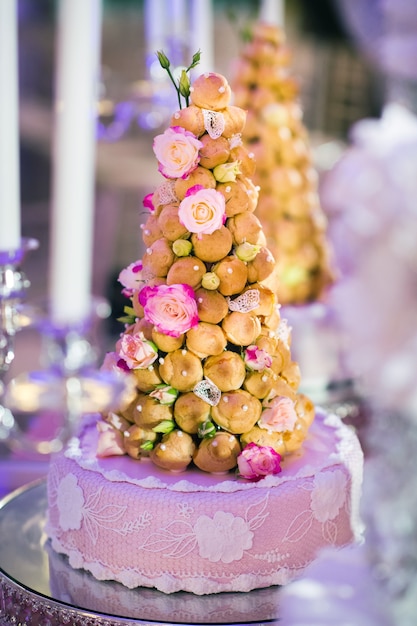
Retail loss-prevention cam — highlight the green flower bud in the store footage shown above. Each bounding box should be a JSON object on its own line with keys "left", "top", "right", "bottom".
{"left": 187, "top": 50, "right": 202, "bottom": 71}
{"left": 202, "top": 272, "right": 220, "bottom": 291}
{"left": 172, "top": 239, "right": 193, "bottom": 257}
{"left": 235, "top": 242, "right": 262, "bottom": 262}
{"left": 179, "top": 69, "right": 191, "bottom": 99}
{"left": 198, "top": 419, "right": 217, "bottom": 439}
{"left": 157, "top": 50, "right": 170, "bottom": 69}
{"left": 153, "top": 420, "right": 176, "bottom": 434}
{"left": 213, "top": 161, "right": 241, "bottom": 183}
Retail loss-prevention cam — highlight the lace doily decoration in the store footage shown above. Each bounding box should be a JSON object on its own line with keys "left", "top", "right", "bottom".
{"left": 202, "top": 109, "right": 225, "bottom": 139}
{"left": 229, "top": 133, "right": 243, "bottom": 149}
{"left": 277, "top": 318, "right": 291, "bottom": 347}
{"left": 155, "top": 180, "right": 178, "bottom": 206}
{"left": 193, "top": 378, "right": 221, "bottom": 406}
{"left": 227, "top": 289, "right": 260, "bottom": 313}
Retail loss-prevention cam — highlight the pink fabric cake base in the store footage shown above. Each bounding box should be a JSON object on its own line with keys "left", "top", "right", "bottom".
{"left": 45, "top": 410, "right": 363, "bottom": 595}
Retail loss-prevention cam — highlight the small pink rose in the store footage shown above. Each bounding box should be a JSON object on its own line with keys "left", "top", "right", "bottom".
{"left": 178, "top": 187, "right": 226, "bottom": 236}
{"left": 237, "top": 443, "right": 281, "bottom": 480}
{"left": 139, "top": 283, "right": 199, "bottom": 338}
{"left": 96, "top": 421, "right": 125, "bottom": 457}
{"left": 153, "top": 126, "right": 203, "bottom": 179}
{"left": 118, "top": 333, "right": 158, "bottom": 369}
{"left": 118, "top": 260, "right": 143, "bottom": 297}
{"left": 149, "top": 384, "right": 178, "bottom": 405}
{"left": 259, "top": 396, "right": 298, "bottom": 433}
{"left": 143, "top": 192, "right": 154, "bottom": 212}
{"left": 100, "top": 351, "right": 120, "bottom": 373}
{"left": 244, "top": 345, "right": 273, "bottom": 371}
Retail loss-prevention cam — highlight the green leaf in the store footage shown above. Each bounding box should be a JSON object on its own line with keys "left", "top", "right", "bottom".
{"left": 141, "top": 440, "right": 155, "bottom": 451}
{"left": 117, "top": 314, "right": 136, "bottom": 324}
{"left": 153, "top": 420, "right": 175, "bottom": 434}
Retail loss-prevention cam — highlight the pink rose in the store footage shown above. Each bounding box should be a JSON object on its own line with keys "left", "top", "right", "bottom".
{"left": 96, "top": 421, "right": 125, "bottom": 457}
{"left": 244, "top": 345, "right": 273, "bottom": 371}
{"left": 139, "top": 283, "right": 199, "bottom": 338}
{"left": 153, "top": 126, "right": 203, "bottom": 179}
{"left": 149, "top": 384, "right": 178, "bottom": 405}
{"left": 259, "top": 396, "right": 298, "bottom": 433}
{"left": 100, "top": 351, "right": 120, "bottom": 373}
{"left": 178, "top": 186, "right": 226, "bottom": 236}
{"left": 237, "top": 443, "right": 281, "bottom": 480}
{"left": 143, "top": 192, "right": 154, "bottom": 211}
{"left": 118, "top": 260, "right": 143, "bottom": 296}
{"left": 118, "top": 333, "right": 158, "bottom": 369}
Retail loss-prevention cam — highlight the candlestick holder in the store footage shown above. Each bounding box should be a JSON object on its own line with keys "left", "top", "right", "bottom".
{"left": 0, "top": 238, "right": 39, "bottom": 378}
{"left": 0, "top": 298, "right": 136, "bottom": 455}
{"left": 0, "top": 237, "right": 135, "bottom": 459}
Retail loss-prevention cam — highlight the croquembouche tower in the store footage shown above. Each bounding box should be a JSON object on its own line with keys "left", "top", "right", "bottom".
{"left": 46, "top": 56, "right": 363, "bottom": 596}
{"left": 231, "top": 22, "right": 335, "bottom": 305}
{"left": 105, "top": 52, "right": 315, "bottom": 472}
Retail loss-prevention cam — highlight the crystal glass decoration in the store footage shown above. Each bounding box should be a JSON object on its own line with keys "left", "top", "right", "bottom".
{"left": 0, "top": 240, "right": 135, "bottom": 455}
{"left": 0, "top": 297, "right": 135, "bottom": 455}
{"left": 0, "top": 238, "right": 39, "bottom": 378}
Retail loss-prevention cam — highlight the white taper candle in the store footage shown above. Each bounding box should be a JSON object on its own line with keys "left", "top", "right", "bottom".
{"left": 50, "top": 0, "right": 102, "bottom": 326}
{"left": 190, "top": 0, "right": 214, "bottom": 75}
{"left": 0, "top": 0, "right": 21, "bottom": 252}
{"left": 259, "top": 0, "right": 285, "bottom": 27}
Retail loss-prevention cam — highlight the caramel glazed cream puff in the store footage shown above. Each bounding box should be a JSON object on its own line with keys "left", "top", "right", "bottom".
{"left": 99, "top": 71, "right": 316, "bottom": 474}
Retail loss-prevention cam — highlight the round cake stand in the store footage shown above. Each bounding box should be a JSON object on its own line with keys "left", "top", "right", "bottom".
{"left": 0, "top": 480, "right": 281, "bottom": 626}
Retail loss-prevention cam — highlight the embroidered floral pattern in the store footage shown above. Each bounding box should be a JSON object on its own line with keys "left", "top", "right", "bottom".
{"left": 282, "top": 469, "right": 349, "bottom": 546}
{"left": 56, "top": 474, "right": 127, "bottom": 545}
{"left": 57, "top": 474, "right": 84, "bottom": 531}
{"left": 194, "top": 512, "right": 253, "bottom": 563}
{"left": 310, "top": 469, "right": 347, "bottom": 523}
{"left": 137, "top": 494, "right": 270, "bottom": 562}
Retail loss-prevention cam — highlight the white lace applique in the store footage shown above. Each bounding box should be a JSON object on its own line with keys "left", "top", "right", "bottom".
{"left": 193, "top": 377, "right": 221, "bottom": 406}
{"left": 277, "top": 318, "right": 291, "bottom": 347}
{"left": 228, "top": 133, "right": 243, "bottom": 149}
{"left": 282, "top": 469, "right": 349, "bottom": 545}
{"left": 227, "top": 289, "right": 260, "bottom": 313}
{"left": 156, "top": 180, "right": 178, "bottom": 205}
{"left": 137, "top": 493, "right": 270, "bottom": 563}
{"left": 202, "top": 109, "right": 225, "bottom": 139}
{"left": 56, "top": 473, "right": 127, "bottom": 545}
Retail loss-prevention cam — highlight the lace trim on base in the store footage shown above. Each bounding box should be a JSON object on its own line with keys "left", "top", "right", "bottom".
{"left": 48, "top": 535, "right": 301, "bottom": 595}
